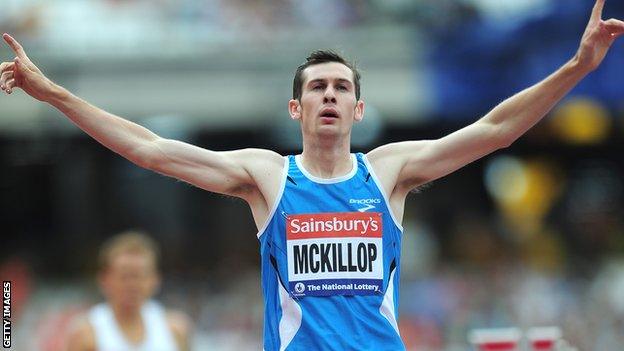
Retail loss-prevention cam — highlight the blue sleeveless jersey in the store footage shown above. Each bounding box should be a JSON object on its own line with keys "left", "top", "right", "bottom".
{"left": 257, "top": 153, "right": 405, "bottom": 351}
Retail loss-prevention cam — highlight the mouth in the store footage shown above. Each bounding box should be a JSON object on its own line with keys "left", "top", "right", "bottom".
{"left": 319, "top": 107, "right": 340, "bottom": 119}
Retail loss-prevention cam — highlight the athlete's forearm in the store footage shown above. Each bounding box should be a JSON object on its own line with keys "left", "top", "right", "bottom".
{"left": 46, "top": 84, "right": 159, "bottom": 167}
{"left": 482, "top": 57, "right": 590, "bottom": 145}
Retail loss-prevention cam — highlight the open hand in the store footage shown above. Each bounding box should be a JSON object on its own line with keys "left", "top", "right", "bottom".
{"left": 1, "top": 33, "right": 54, "bottom": 101}
{"left": 576, "top": 0, "right": 624, "bottom": 71}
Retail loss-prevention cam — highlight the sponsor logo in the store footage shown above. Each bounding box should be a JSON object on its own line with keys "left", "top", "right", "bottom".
{"left": 294, "top": 282, "right": 305, "bottom": 293}
{"left": 287, "top": 212, "right": 384, "bottom": 297}
{"left": 349, "top": 198, "right": 381, "bottom": 212}
{"left": 357, "top": 204, "right": 375, "bottom": 212}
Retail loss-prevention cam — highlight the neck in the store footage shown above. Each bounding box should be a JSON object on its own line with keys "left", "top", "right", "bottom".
{"left": 110, "top": 302, "right": 145, "bottom": 345}
{"left": 301, "top": 133, "right": 352, "bottom": 178}
{"left": 111, "top": 303, "right": 143, "bottom": 326}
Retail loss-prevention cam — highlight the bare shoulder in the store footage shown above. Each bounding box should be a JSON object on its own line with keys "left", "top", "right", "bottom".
{"left": 366, "top": 141, "right": 426, "bottom": 183}
{"left": 166, "top": 309, "right": 192, "bottom": 351}
{"left": 65, "top": 315, "right": 95, "bottom": 351}
{"left": 236, "top": 148, "right": 285, "bottom": 190}
{"left": 367, "top": 140, "right": 433, "bottom": 191}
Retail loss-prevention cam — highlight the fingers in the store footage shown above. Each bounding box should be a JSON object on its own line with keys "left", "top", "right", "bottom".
{"left": 0, "top": 34, "right": 28, "bottom": 96}
{"left": 0, "top": 61, "right": 15, "bottom": 73}
{"left": 4, "top": 79, "right": 15, "bottom": 94}
{"left": 604, "top": 18, "right": 624, "bottom": 27}
{"left": 0, "top": 70, "right": 13, "bottom": 88}
{"left": 591, "top": 0, "right": 605, "bottom": 24}
{"left": 604, "top": 18, "right": 624, "bottom": 35}
{"left": 0, "top": 70, "right": 12, "bottom": 80}
{"left": 0, "top": 62, "right": 15, "bottom": 92}
{"left": 1, "top": 69, "right": 15, "bottom": 94}
{"left": 0, "top": 58, "right": 26, "bottom": 94}
{"left": 2, "top": 33, "right": 29, "bottom": 61}
{"left": 12, "top": 57, "right": 24, "bottom": 85}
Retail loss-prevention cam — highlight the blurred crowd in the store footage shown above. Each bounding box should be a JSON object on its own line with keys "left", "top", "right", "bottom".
{"left": 5, "top": 0, "right": 620, "bottom": 41}
{"left": 0, "top": 0, "right": 372, "bottom": 52}
{"left": 3, "top": 0, "right": 622, "bottom": 114}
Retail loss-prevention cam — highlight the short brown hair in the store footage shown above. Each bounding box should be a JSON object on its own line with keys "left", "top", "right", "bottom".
{"left": 98, "top": 231, "right": 160, "bottom": 271}
{"left": 292, "top": 50, "right": 361, "bottom": 101}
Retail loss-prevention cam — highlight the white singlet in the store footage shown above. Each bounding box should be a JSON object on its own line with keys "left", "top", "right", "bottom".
{"left": 88, "top": 300, "right": 179, "bottom": 351}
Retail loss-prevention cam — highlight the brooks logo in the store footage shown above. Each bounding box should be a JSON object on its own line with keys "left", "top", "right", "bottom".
{"left": 349, "top": 198, "right": 381, "bottom": 212}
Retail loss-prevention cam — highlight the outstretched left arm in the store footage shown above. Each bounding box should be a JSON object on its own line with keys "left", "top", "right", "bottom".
{"left": 368, "top": 0, "right": 624, "bottom": 191}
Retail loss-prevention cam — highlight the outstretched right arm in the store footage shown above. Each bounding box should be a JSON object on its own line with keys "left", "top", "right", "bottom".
{"left": 1, "top": 33, "right": 281, "bottom": 201}
{"left": 39, "top": 84, "right": 268, "bottom": 197}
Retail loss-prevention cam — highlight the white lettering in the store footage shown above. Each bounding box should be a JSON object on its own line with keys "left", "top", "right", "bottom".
{"left": 370, "top": 217, "right": 379, "bottom": 232}
{"left": 349, "top": 198, "right": 382, "bottom": 204}
{"left": 291, "top": 218, "right": 301, "bottom": 233}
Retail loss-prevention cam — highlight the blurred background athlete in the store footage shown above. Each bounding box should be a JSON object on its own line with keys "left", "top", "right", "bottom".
{"left": 65, "top": 231, "right": 191, "bottom": 351}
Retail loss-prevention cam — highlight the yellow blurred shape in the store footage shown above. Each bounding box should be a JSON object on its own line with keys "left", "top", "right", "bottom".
{"left": 486, "top": 156, "right": 564, "bottom": 240}
{"left": 485, "top": 156, "right": 527, "bottom": 203}
{"left": 551, "top": 98, "right": 611, "bottom": 144}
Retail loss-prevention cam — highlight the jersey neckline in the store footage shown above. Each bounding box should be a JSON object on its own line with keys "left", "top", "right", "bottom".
{"left": 294, "top": 153, "right": 358, "bottom": 184}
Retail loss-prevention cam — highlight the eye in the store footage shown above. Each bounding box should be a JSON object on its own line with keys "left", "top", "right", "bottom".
{"left": 312, "top": 85, "right": 324, "bottom": 91}
{"left": 337, "top": 85, "right": 348, "bottom": 91}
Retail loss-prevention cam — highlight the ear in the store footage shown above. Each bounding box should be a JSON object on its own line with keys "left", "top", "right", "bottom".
{"left": 354, "top": 100, "right": 365, "bottom": 122}
{"left": 288, "top": 99, "right": 302, "bottom": 120}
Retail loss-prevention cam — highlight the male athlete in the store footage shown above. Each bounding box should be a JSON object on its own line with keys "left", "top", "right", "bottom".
{"left": 2, "top": 1, "right": 623, "bottom": 349}
{"left": 65, "top": 231, "right": 191, "bottom": 351}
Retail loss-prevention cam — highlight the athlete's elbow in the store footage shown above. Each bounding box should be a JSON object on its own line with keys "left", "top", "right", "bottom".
{"left": 490, "top": 124, "right": 517, "bottom": 149}
{"left": 133, "top": 154, "right": 156, "bottom": 171}
{"left": 127, "top": 142, "right": 161, "bottom": 171}
{"left": 496, "top": 135, "right": 516, "bottom": 149}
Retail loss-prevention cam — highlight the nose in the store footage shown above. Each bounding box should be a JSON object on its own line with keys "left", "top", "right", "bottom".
{"left": 323, "top": 87, "right": 337, "bottom": 104}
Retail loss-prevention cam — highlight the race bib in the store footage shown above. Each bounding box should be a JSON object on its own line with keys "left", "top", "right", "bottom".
{"left": 287, "top": 212, "right": 383, "bottom": 297}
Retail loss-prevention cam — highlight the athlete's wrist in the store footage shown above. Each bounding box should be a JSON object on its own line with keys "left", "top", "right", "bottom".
{"left": 45, "top": 83, "right": 72, "bottom": 106}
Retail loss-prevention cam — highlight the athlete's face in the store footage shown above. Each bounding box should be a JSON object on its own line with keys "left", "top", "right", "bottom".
{"left": 289, "top": 62, "right": 364, "bottom": 139}
{"left": 99, "top": 252, "right": 160, "bottom": 311}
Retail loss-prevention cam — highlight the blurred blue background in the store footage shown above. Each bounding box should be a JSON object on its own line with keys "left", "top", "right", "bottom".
{"left": 1, "top": 0, "right": 623, "bottom": 350}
